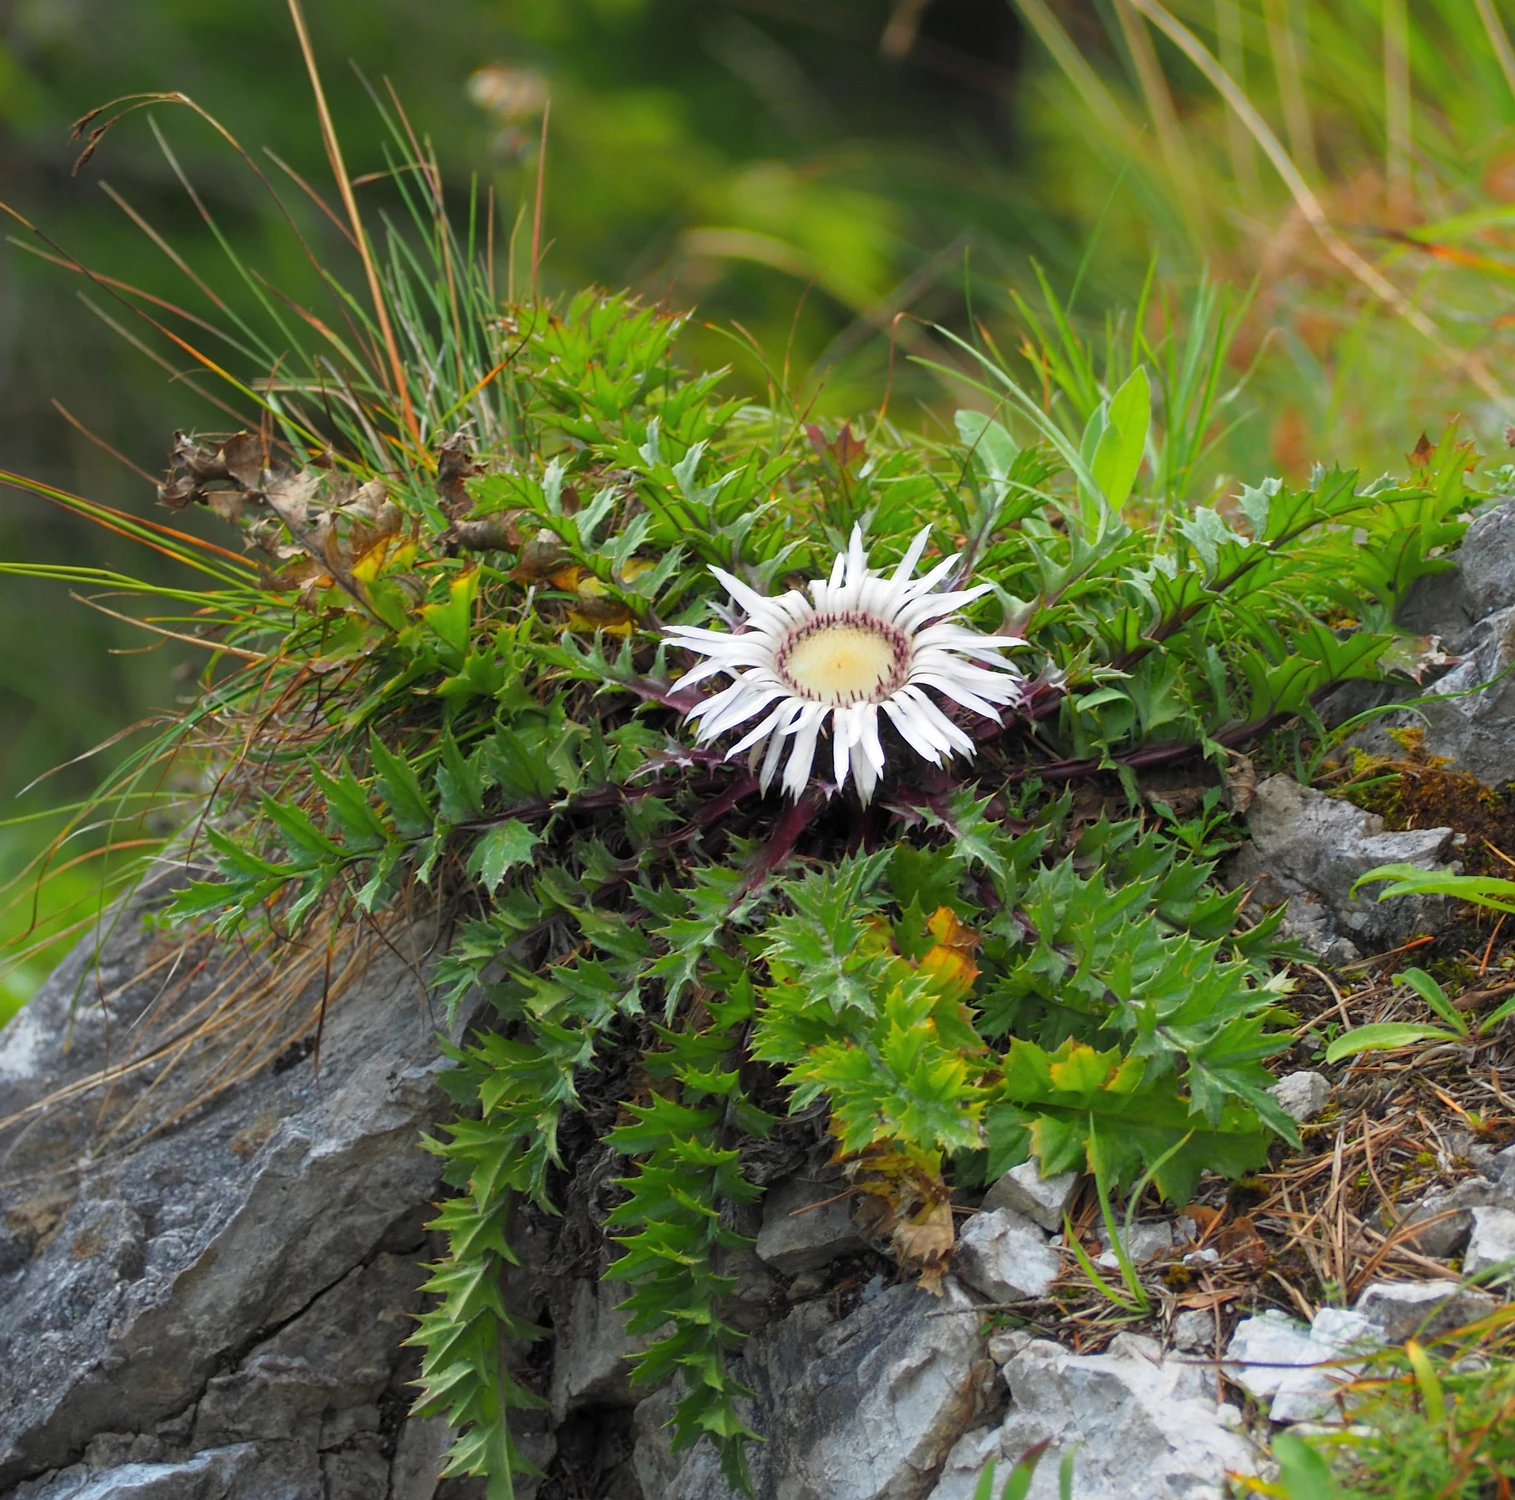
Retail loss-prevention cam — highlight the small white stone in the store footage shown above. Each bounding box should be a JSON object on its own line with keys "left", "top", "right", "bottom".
{"left": 1494, "top": 1144, "right": 1515, "bottom": 1194}
{"left": 987, "top": 1329, "right": 1035, "bottom": 1365}
{"left": 1226, "top": 1310, "right": 1364, "bottom": 1424}
{"left": 0, "top": 1007, "right": 46, "bottom": 1082}
{"left": 1269, "top": 1071, "right": 1331, "bottom": 1125}
{"left": 1465, "top": 1205, "right": 1515, "bottom": 1279}
{"left": 980, "top": 1160, "right": 1081, "bottom": 1231}
{"left": 1310, "top": 1307, "right": 1375, "bottom": 1354}
{"left": 925, "top": 1426, "right": 1003, "bottom": 1500}
{"left": 955, "top": 1208, "right": 1062, "bottom": 1303}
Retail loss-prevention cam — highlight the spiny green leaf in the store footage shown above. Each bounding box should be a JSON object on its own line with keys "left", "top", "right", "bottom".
{"left": 469, "top": 820, "right": 543, "bottom": 895}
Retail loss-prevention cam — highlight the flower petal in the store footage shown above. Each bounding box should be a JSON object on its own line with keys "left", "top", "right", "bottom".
{"left": 891, "top": 526, "right": 932, "bottom": 585}
{"left": 850, "top": 737, "right": 880, "bottom": 804}
{"left": 781, "top": 704, "right": 827, "bottom": 799}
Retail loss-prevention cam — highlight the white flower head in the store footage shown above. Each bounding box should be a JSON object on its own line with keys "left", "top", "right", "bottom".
{"left": 665, "top": 526, "right": 1026, "bottom": 803}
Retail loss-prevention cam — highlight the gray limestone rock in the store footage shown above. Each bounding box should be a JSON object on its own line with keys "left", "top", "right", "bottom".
{"left": 754, "top": 1171, "right": 865, "bottom": 1277}
{"left": 1094, "top": 1219, "right": 1182, "bottom": 1270}
{"left": 0, "top": 870, "right": 479, "bottom": 1498}
{"left": 387, "top": 1424, "right": 451, "bottom": 1500}
{"left": 1225, "top": 776, "right": 1455, "bottom": 955}
{"left": 1269, "top": 1071, "right": 1331, "bottom": 1125}
{"left": 1394, "top": 1178, "right": 1497, "bottom": 1258}
{"left": 636, "top": 1278, "right": 990, "bottom": 1500}
{"left": 1350, "top": 497, "right": 1515, "bottom": 787}
{"left": 1465, "top": 1205, "right": 1515, "bottom": 1280}
{"left": 953, "top": 1210, "right": 1060, "bottom": 1304}
{"left": 1394, "top": 498, "right": 1515, "bottom": 646}
{"left": 550, "top": 1277, "right": 658, "bottom": 1422}
{"left": 1170, "top": 1309, "right": 1216, "bottom": 1352}
{"left": 927, "top": 1333, "right": 1255, "bottom": 1500}
{"left": 1353, "top": 1280, "right": 1498, "bottom": 1343}
{"left": 1355, "top": 606, "right": 1515, "bottom": 786}
{"left": 1225, "top": 1309, "right": 1369, "bottom": 1423}
{"left": 979, "top": 1162, "right": 1079, "bottom": 1232}
{"left": 10, "top": 1446, "right": 263, "bottom": 1500}
{"left": 1445, "top": 499, "right": 1515, "bottom": 625}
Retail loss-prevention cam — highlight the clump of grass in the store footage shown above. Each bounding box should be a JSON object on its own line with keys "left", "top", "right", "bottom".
{"left": 1249, "top": 1315, "right": 1515, "bottom": 1499}
{"left": 1006, "top": 0, "right": 1515, "bottom": 476}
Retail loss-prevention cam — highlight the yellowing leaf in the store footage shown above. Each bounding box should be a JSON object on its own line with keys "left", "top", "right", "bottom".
{"left": 1047, "top": 1041, "right": 1120, "bottom": 1093}
{"left": 926, "top": 906, "right": 980, "bottom": 952}
{"left": 351, "top": 533, "right": 393, "bottom": 584}
{"left": 566, "top": 606, "right": 634, "bottom": 637}
{"left": 918, "top": 906, "right": 981, "bottom": 998}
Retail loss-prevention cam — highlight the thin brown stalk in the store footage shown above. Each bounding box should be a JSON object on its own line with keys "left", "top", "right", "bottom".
{"left": 285, "top": 0, "right": 422, "bottom": 453}
{"left": 50, "top": 402, "right": 159, "bottom": 486}
{"left": 531, "top": 98, "right": 551, "bottom": 298}
{"left": 262, "top": 148, "right": 360, "bottom": 247}
{"left": 7, "top": 239, "right": 249, "bottom": 366}
{"left": 66, "top": 593, "right": 268, "bottom": 663}
{"left": 99, "top": 180, "right": 234, "bottom": 315}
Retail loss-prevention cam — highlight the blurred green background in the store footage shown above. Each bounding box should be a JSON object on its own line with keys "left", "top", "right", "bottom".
{"left": 4, "top": 0, "right": 1515, "bottom": 1010}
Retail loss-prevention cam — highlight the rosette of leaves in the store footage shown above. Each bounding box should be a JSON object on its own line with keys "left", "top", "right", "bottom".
{"left": 7, "top": 87, "right": 1495, "bottom": 1498}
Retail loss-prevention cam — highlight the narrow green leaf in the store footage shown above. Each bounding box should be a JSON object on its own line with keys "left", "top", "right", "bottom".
{"left": 955, "top": 410, "right": 1020, "bottom": 478}
{"left": 1323, "top": 1023, "right": 1463, "bottom": 1064}
{"left": 1405, "top": 1338, "right": 1446, "bottom": 1426}
{"left": 1397, "top": 967, "right": 1468, "bottom": 1036}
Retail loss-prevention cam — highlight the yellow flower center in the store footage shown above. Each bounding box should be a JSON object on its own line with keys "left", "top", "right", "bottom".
{"left": 780, "top": 622, "right": 905, "bottom": 705}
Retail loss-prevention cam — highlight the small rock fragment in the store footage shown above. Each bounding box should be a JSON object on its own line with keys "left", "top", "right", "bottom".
{"left": 12, "top": 1446, "right": 264, "bottom": 1499}
{"left": 754, "top": 1172, "right": 865, "bottom": 1277}
{"left": 1095, "top": 1220, "right": 1178, "bottom": 1269}
{"left": 1394, "top": 1178, "right": 1495, "bottom": 1258}
{"left": 1356, "top": 604, "right": 1515, "bottom": 786}
{"left": 1354, "top": 1280, "right": 1498, "bottom": 1343}
{"left": 955, "top": 1209, "right": 1061, "bottom": 1304}
{"left": 637, "top": 1278, "right": 989, "bottom": 1500}
{"left": 390, "top": 1413, "right": 454, "bottom": 1500}
{"left": 1494, "top": 1143, "right": 1515, "bottom": 1190}
{"left": 980, "top": 1161, "right": 1080, "bottom": 1232}
{"left": 1465, "top": 1205, "right": 1515, "bottom": 1280}
{"left": 986, "top": 1330, "right": 1035, "bottom": 1366}
{"left": 1269, "top": 1071, "right": 1331, "bottom": 1125}
{"left": 1171, "top": 1309, "right": 1216, "bottom": 1351}
{"left": 784, "top": 1271, "right": 827, "bottom": 1302}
